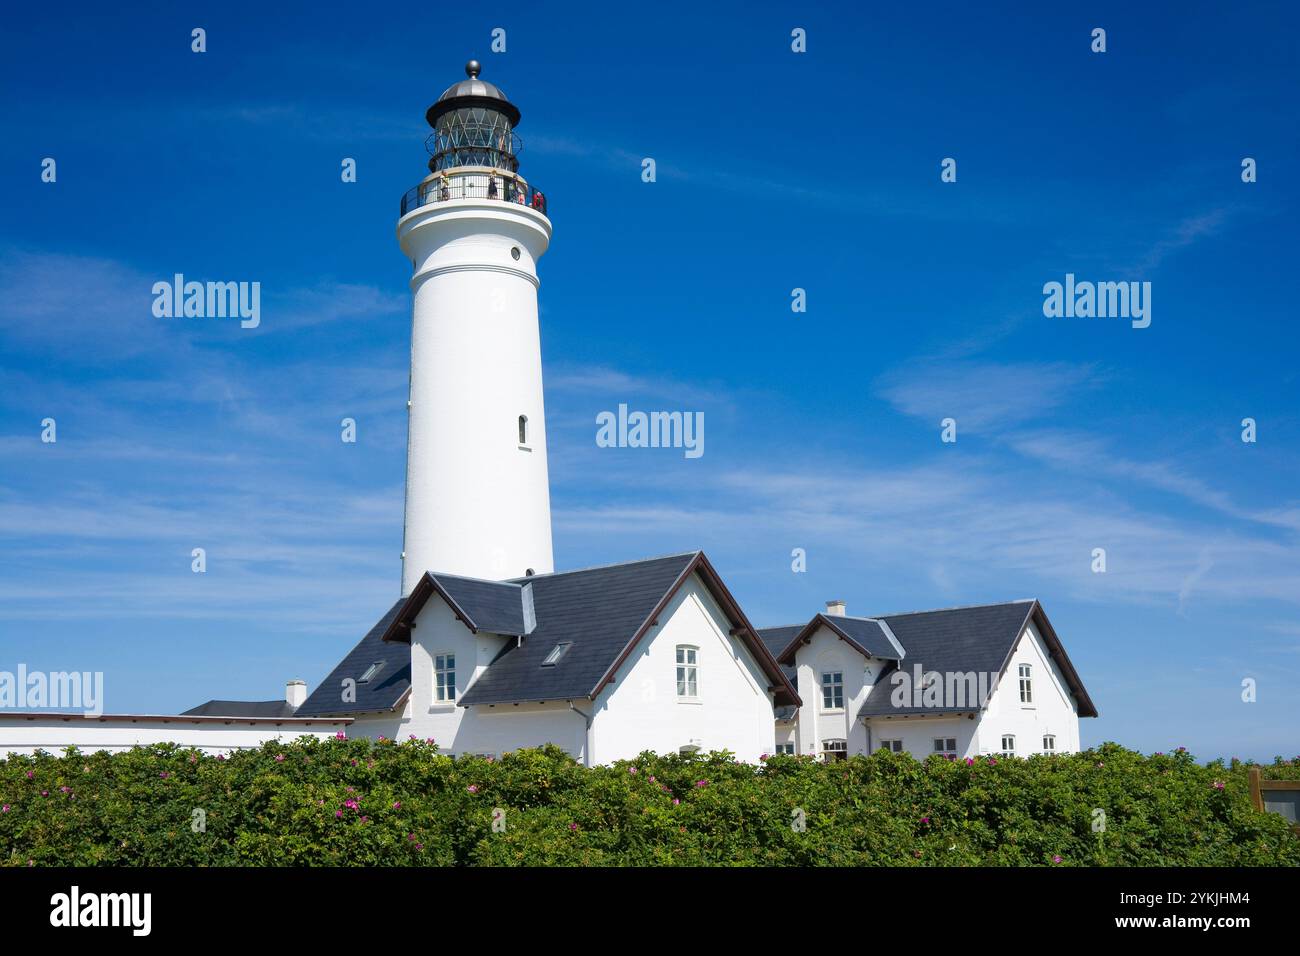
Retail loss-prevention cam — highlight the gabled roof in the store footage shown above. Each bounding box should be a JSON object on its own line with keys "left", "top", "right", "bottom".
{"left": 853, "top": 600, "right": 1097, "bottom": 718}
{"left": 384, "top": 572, "right": 535, "bottom": 640}
{"left": 295, "top": 599, "right": 411, "bottom": 717}
{"left": 377, "top": 551, "right": 800, "bottom": 708}
{"left": 182, "top": 699, "right": 298, "bottom": 718}
{"left": 768, "top": 614, "right": 905, "bottom": 666}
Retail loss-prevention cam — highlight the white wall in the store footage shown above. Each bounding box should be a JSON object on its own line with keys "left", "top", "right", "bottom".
{"left": 345, "top": 593, "right": 586, "bottom": 759}
{"left": 0, "top": 717, "right": 348, "bottom": 757}
{"left": 789, "top": 618, "right": 1083, "bottom": 761}
{"left": 976, "top": 619, "right": 1081, "bottom": 756}
{"left": 786, "top": 625, "right": 890, "bottom": 758}
{"left": 590, "top": 576, "right": 776, "bottom": 764}
{"left": 398, "top": 197, "right": 554, "bottom": 590}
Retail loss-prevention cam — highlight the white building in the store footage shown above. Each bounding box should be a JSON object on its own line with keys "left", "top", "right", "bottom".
{"left": 2, "top": 60, "right": 1094, "bottom": 763}
{"left": 758, "top": 599, "right": 1096, "bottom": 761}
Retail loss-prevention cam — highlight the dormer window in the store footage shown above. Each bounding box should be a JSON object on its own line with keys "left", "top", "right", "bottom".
{"left": 541, "top": 642, "right": 571, "bottom": 667}
{"left": 358, "top": 661, "right": 385, "bottom": 684}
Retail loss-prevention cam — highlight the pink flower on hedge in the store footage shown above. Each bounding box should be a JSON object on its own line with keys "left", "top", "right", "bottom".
{"left": 920, "top": 816, "right": 929, "bottom": 824}
{"left": 343, "top": 799, "right": 359, "bottom": 810}
{"left": 275, "top": 754, "right": 285, "bottom": 763}
{"left": 335, "top": 810, "right": 343, "bottom": 818}
{"left": 159, "top": 771, "right": 169, "bottom": 779}
{"left": 217, "top": 754, "right": 226, "bottom": 761}
{"left": 378, "top": 736, "right": 387, "bottom": 743}
{"left": 672, "top": 798, "right": 680, "bottom": 806}
{"left": 25, "top": 771, "right": 33, "bottom": 779}
{"left": 425, "top": 737, "right": 435, "bottom": 745}
{"left": 648, "top": 776, "right": 655, "bottom": 782}
{"left": 629, "top": 767, "right": 638, "bottom": 774}
{"left": 914, "top": 850, "right": 922, "bottom": 858}
{"left": 189, "top": 755, "right": 198, "bottom": 763}
{"left": 409, "top": 734, "right": 418, "bottom": 741}
{"left": 40, "top": 790, "right": 48, "bottom": 797}
{"left": 467, "top": 785, "right": 478, "bottom": 794}
{"left": 335, "top": 732, "right": 346, "bottom": 740}
{"left": 60, "top": 786, "right": 70, "bottom": 793}
{"left": 415, "top": 843, "right": 424, "bottom": 851}
{"left": 408, "top": 833, "right": 416, "bottom": 841}
{"left": 2, "top": 805, "right": 9, "bottom": 812}
{"left": 760, "top": 754, "right": 769, "bottom": 761}
{"left": 695, "top": 780, "right": 709, "bottom": 788}
{"left": 987, "top": 758, "right": 997, "bottom": 765}
{"left": 360, "top": 816, "right": 369, "bottom": 823}
{"left": 569, "top": 823, "right": 578, "bottom": 831}
{"left": 1052, "top": 855, "right": 1063, "bottom": 864}
{"left": 965, "top": 758, "right": 974, "bottom": 766}
{"left": 393, "top": 801, "right": 401, "bottom": 810}
{"left": 1212, "top": 781, "right": 1225, "bottom": 790}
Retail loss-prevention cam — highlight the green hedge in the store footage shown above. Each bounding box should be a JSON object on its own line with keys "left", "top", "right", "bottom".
{"left": 2, "top": 739, "right": 1296, "bottom": 866}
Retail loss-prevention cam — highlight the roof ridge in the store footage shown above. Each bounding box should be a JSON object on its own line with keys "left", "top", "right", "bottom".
{"left": 508, "top": 550, "right": 700, "bottom": 581}
{"left": 427, "top": 570, "right": 524, "bottom": 588}
{"left": 874, "top": 598, "right": 1036, "bottom": 619}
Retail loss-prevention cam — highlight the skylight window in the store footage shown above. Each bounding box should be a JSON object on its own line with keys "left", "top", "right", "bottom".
{"left": 358, "top": 661, "right": 385, "bottom": 684}
{"left": 541, "top": 642, "right": 571, "bottom": 666}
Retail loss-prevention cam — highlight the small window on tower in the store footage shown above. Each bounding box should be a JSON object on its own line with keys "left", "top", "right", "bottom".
{"left": 518, "top": 415, "right": 528, "bottom": 446}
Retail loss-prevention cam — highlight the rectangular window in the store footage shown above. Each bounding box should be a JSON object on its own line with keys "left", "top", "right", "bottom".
{"left": 822, "top": 739, "right": 847, "bottom": 762}
{"left": 1000, "top": 734, "right": 1016, "bottom": 756}
{"left": 933, "top": 737, "right": 957, "bottom": 756}
{"left": 880, "top": 739, "right": 903, "bottom": 753}
{"left": 434, "top": 653, "right": 456, "bottom": 702}
{"left": 358, "top": 661, "right": 384, "bottom": 684}
{"left": 676, "top": 646, "right": 698, "bottom": 698}
{"left": 775, "top": 743, "right": 795, "bottom": 755}
{"left": 1019, "top": 663, "right": 1033, "bottom": 704}
{"left": 1042, "top": 735, "right": 1056, "bottom": 753}
{"left": 821, "top": 671, "right": 844, "bottom": 710}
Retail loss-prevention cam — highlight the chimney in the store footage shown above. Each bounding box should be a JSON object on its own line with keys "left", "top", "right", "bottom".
{"left": 285, "top": 679, "right": 307, "bottom": 710}
{"left": 825, "top": 600, "right": 846, "bottom": 617}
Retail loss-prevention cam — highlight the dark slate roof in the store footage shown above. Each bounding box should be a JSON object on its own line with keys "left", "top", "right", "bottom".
{"left": 854, "top": 600, "right": 1099, "bottom": 717}
{"left": 458, "top": 553, "right": 699, "bottom": 705}
{"left": 182, "top": 699, "right": 298, "bottom": 718}
{"left": 295, "top": 599, "right": 411, "bottom": 717}
{"left": 825, "top": 616, "right": 904, "bottom": 660}
{"left": 763, "top": 600, "right": 1096, "bottom": 720}
{"left": 756, "top": 625, "right": 802, "bottom": 720}
{"left": 757, "top": 624, "right": 801, "bottom": 683}
{"left": 446, "top": 552, "right": 799, "bottom": 708}
{"left": 427, "top": 573, "right": 534, "bottom": 635}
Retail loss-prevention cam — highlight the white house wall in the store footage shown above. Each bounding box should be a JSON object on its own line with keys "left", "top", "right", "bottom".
{"left": 346, "top": 593, "right": 586, "bottom": 759}
{"left": 0, "top": 718, "right": 347, "bottom": 757}
{"left": 976, "top": 619, "right": 1081, "bottom": 756}
{"left": 590, "top": 576, "right": 776, "bottom": 764}
{"left": 787, "top": 625, "right": 890, "bottom": 758}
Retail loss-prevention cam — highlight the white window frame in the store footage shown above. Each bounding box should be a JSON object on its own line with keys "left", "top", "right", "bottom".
{"left": 775, "top": 742, "right": 795, "bottom": 755}
{"left": 676, "top": 645, "right": 699, "bottom": 699}
{"left": 821, "top": 671, "right": 844, "bottom": 711}
{"left": 1019, "top": 663, "right": 1033, "bottom": 704}
{"left": 1000, "top": 734, "right": 1016, "bottom": 757}
{"left": 821, "top": 739, "right": 848, "bottom": 762}
{"left": 1041, "top": 734, "right": 1056, "bottom": 754}
{"left": 933, "top": 737, "right": 957, "bottom": 757}
{"left": 434, "top": 653, "right": 456, "bottom": 702}
{"left": 880, "top": 738, "right": 903, "bottom": 753}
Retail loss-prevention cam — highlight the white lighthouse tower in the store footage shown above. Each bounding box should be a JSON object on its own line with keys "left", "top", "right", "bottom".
{"left": 397, "top": 60, "right": 554, "bottom": 594}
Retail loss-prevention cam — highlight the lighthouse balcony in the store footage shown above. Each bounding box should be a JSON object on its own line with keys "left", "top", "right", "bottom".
{"left": 400, "top": 168, "right": 548, "bottom": 218}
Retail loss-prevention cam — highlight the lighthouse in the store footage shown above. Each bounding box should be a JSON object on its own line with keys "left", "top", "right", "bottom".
{"left": 397, "top": 60, "right": 554, "bottom": 594}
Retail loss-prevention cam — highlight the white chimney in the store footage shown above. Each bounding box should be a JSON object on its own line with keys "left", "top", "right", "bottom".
{"left": 285, "top": 679, "right": 307, "bottom": 709}
{"left": 825, "top": 600, "right": 846, "bottom": 617}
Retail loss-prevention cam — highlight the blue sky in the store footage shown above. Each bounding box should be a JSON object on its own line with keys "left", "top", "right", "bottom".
{"left": 1, "top": 2, "right": 1297, "bottom": 760}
